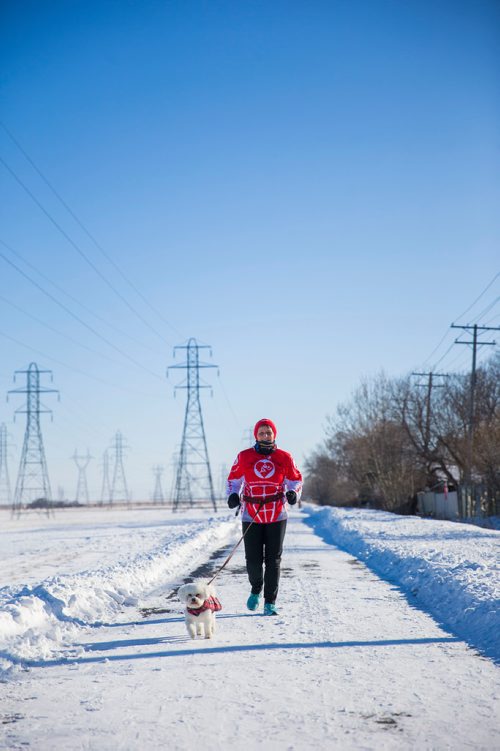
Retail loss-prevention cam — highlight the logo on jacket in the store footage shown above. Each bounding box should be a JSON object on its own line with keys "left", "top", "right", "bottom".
{"left": 254, "top": 460, "right": 275, "bottom": 479}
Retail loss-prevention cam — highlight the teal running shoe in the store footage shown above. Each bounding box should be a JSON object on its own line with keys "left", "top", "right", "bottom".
{"left": 247, "top": 593, "right": 261, "bottom": 611}
{"left": 263, "top": 602, "right": 278, "bottom": 616}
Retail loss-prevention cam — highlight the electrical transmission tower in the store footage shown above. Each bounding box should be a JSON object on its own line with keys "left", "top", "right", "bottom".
{"left": 8, "top": 362, "right": 59, "bottom": 514}
{"left": 169, "top": 449, "right": 180, "bottom": 507}
{"left": 218, "top": 463, "right": 228, "bottom": 501}
{"left": 152, "top": 464, "right": 165, "bottom": 504}
{"left": 72, "top": 450, "right": 92, "bottom": 504}
{"left": 242, "top": 428, "right": 253, "bottom": 447}
{"left": 167, "top": 338, "right": 218, "bottom": 512}
{"left": 100, "top": 449, "right": 111, "bottom": 505}
{"left": 109, "top": 431, "right": 130, "bottom": 505}
{"left": 0, "top": 423, "right": 12, "bottom": 507}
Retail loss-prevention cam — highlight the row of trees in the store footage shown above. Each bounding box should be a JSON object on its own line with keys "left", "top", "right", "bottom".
{"left": 304, "top": 353, "right": 500, "bottom": 514}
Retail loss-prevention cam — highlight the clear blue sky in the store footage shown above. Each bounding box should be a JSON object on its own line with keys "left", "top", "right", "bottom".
{"left": 1, "top": 0, "right": 499, "bottom": 502}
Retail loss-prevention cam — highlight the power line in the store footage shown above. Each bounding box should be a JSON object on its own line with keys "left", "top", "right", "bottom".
{"left": 454, "top": 271, "right": 500, "bottom": 323}
{"left": 0, "top": 292, "right": 143, "bottom": 371}
{"left": 0, "top": 238, "right": 161, "bottom": 355}
{"left": 1, "top": 121, "right": 182, "bottom": 339}
{"left": 423, "top": 328, "right": 453, "bottom": 368}
{"left": 0, "top": 328, "right": 163, "bottom": 397}
{"left": 0, "top": 249, "right": 164, "bottom": 381}
{"left": 50, "top": 406, "right": 109, "bottom": 453}
{"left": 0, "top": 153, "right": 170, "bottom": 344}
{"left": 422, "top": 271, "right": 500, "bottom": 368}
{"left": 216, "top": 374, "right": 241, "bottom": 428}
{"left": 433, "top": 342, "right": 474, "bottom": 373}
{"left": 451, "top": 323, "right": 499, "bottom": 497}
{"left": 1, "top": 122, "right": 181, "bottom": 339}
{"left": 483, "top": 312, "right": 500, "bottom": 327}
{"left": 426, "top": 298, "right": 499, "bottom": 372}
{"left": 426, "top": 296, "right": 499, "bottom": 372}
{"left": 434, "top": 334, "right": 497, "bottom": 374}
{"left": 470, "top": 296, "right": 500, "bottom": 325}
{"left": 430, "top": 340, "right": 456, "bottom": 370}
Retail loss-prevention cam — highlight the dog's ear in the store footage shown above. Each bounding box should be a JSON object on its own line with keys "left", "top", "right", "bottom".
{"left": 177, "top": 584, "right": 188, "bottom": 600}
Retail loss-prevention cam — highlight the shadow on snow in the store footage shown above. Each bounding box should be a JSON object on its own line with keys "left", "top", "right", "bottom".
{"left": 26, "top": 635, "right": 460, "bottom": 669}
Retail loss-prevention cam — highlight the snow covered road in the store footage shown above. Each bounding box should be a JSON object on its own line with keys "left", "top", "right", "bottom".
{"left": 1, "top": 508, "right": 499, "bottom": 750}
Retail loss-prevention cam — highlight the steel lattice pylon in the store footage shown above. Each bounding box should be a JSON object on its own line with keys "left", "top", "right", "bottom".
{"left": 100, "top": 449, "right": 111, "bottom": 505}
{"left": 152, "top": 464, "right": 165, "bottom": 504}
{"left": 8, "top": 362, "right": 59, "bottom": 514}
{"left": 168, "top": 338, "right": 217, "bottom": 512}
{"left": 72, "top": 450, "right": 92, "bottom": 504}
{"left": 110, "top": 431, "right": 130, "bottom": 505}
{"left": 0, "top": 423, "right": 12, "bottom": 507}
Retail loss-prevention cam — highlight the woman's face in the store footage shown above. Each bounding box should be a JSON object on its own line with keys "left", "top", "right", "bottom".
{"left": 256, "top": 425, "right": 275, "bottom": 442}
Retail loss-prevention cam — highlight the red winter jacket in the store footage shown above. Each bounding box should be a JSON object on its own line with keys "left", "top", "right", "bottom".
{"left": 226, "top": 446, "right": 302, "bottom": 523}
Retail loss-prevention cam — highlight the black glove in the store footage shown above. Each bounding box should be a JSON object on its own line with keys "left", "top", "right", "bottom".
{"left": 227, "top": 493, "right": 240, "bottom": 509}
{"left": 286, "top": 490, "right": 297, "bottom": 505}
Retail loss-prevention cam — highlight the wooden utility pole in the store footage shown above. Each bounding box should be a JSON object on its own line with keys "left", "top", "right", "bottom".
{"left": 451, "top": 323, "right": 499, "bottom": 514}
{"left": 411, "top": 372, "right": 448, "bottom": 454}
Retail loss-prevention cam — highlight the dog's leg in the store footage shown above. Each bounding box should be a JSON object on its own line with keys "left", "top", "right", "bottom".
{"left": 197, "top": 622, "right": 204, "bottom": 637}
{"left": 187, "top": 621, "right": 197, "bottom": 639}
{"left": 205, "top": 617, "right": 213, "bottom": 639}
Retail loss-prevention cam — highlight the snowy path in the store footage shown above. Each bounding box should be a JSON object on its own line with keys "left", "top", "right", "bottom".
{"left": 1, "top": 512, "right": 499, "bottom": 750}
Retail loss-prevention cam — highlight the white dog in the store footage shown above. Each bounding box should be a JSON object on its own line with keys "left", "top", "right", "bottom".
{"left": 177, "top": 580, "right": 222, "bottom": 639}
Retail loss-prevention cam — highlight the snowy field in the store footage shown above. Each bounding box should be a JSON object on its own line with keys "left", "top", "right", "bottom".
{"left": 0, "top": 504, "right": 499, "bottom": 750}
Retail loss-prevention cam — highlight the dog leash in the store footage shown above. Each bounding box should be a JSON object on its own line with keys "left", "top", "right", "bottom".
{"left": 206, "top": 499, "right": 266, "bottom": 586}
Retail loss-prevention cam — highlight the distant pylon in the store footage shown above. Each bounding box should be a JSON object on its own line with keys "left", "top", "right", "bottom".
{"left": 219, "top": 463, "right": 228, "bottom": 501}
{"left": 242, "top": 428, "right": 253, "bottom": 447}
{"left": 109, "top": 431, "right": 130, "bottom": 505}
{"left": 100, "top": 449, "right": 111, "bottom": 505}
{"left": 152, "top": 464, "right": 165, "bottom": 504}
{"left": 169, "top": 449, "right": 180, "bottom": 508}
{"left": 167, "top": 338, "right": 217, "bottom": 512}
{"left": 0, "top": 423, "right": 12, "bottom": 507}
{"left": 72, "top": 449, "right": 92, "bottom": 504}
{"left": 8, "top": 362, "right": 59, "bottom": 514}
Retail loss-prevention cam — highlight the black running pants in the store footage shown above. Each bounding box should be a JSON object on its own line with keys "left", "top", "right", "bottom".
{"left": 242, "top": 519, "right": 287, "bottom": 604}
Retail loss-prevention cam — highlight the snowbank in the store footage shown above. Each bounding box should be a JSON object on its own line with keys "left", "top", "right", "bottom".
{"left": 0, "top": 506, "right": 218, "bottom": 588}
{"left": 303, "top": 505, "right": 500, "bottom": 662}
{"left": 0, "top": 514, "right": 237, "bottom": 669}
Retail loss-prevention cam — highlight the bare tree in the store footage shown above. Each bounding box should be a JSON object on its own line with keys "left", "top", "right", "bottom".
{"left": 321, "top": 374, "right": 424, "bottom": 511}
{"left": 393, "top": 376, "right": 457, "bottom": 486}
{"left": 305, "top": 355, "right": 500, "bottom": 515}
{"left": 470, "top": 354, "right": 500, "bottom": 505}
{"left": 303, "top": 449, "right": 355, "bottom": 506}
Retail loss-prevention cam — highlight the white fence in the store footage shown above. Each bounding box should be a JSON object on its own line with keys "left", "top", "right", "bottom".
{"left": 417, "top": 490, "right": 459, "bottom": 520}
